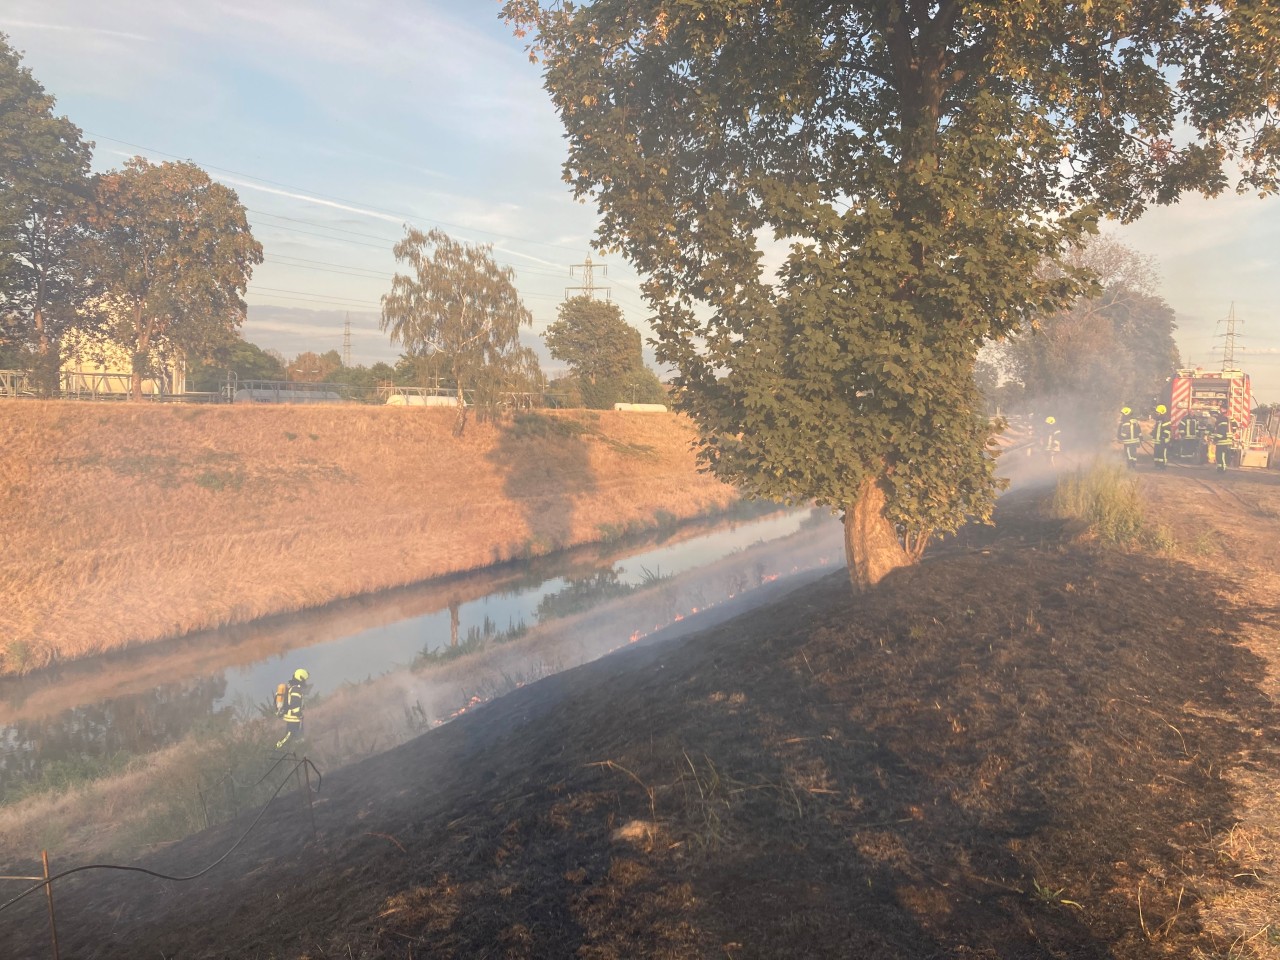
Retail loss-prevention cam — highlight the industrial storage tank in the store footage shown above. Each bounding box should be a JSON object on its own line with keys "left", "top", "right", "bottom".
{"left": 613, "top": 403, "right": 669, "bottom": 413}
{"left": 385, "top": 394, "right": 460, "bottom": 406}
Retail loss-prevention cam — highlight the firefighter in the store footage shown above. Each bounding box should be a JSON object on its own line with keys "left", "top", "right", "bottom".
{"left": 1152, "top": 404, "right": 1172, "bottom": 469}
{"left": 1178, "top": 412, "right": 1201, "bottom": 462}
{"left": 275, "top": 667, "right": 310, "bottom": 750}
{"left": 1214, "top": 416, "right": 1234, "bottom": 472}
{"left": 1117, "top": 407, "right": 1142, "bottom": 469}
{"left": 1041, "top": 416, "right": 1062, "bottom": 465}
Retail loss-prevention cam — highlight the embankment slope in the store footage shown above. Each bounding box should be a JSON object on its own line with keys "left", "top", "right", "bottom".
{"left": 0, "top": 403, "right": 737, "bottom": 674}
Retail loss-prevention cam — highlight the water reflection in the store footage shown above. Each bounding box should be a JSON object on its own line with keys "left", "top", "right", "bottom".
{"left": 0, "top": 506, "right": 837, "bottom": 801}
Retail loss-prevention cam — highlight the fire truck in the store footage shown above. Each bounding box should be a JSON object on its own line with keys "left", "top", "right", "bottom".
{"left": 1164, "top": 367, "right": 1270, "bottom": 468}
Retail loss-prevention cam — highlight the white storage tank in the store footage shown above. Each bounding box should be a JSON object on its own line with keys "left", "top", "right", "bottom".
{"left": 613, "top": 403, "right": 668, "bottom": 413}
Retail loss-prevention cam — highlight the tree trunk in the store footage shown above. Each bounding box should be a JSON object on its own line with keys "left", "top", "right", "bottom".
{"left": 842, "top": 476, "right": 910, "bottom": 593}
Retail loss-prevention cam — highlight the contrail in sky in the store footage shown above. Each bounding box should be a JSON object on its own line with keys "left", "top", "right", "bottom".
{"left": 217, "top": 176, "right": 405, "bottom": 224}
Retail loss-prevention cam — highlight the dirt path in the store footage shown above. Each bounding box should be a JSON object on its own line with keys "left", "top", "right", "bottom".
{"left": 4, "top": 461, "right": 1280, "bottom": 959}
{"left": 1137, "top": 467, "right": 1280, "bottom": 955}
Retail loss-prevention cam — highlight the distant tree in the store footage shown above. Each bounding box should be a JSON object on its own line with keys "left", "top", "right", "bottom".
{"left": 1007, "top": 238, "right": 1181, "bottom": 437}
{"left": 90, "top": 157, "right": 263, "bottom": 400}
{"left": 545, "top": 295, "right": 663, "bottom": 408}
{"left": 381, "top": 227, "right": 533, "bottom": 434}
{"left": 287, "top": 350, "right": 340, "bottom": 382}
{"left": 545, "top": 296, "right": 639, "bottom": 382}
{"left": 186, "top": 336, "right": 286, "bottom": 392}
{"left": 506, "top": 1, "right": 1280, "bottom": 592}
{"left": 0, "top": 34, "right": 98, "bottom": 393}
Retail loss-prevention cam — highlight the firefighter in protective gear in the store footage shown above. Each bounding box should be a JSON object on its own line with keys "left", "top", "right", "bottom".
{"left": 1152, "top": 405, "right": 1172, "bottom": 469}
{"left": 276, "top": 668, "right": 310, "bottom": 750}
{"left": 1214, "top": 416, "right": 1235, "bottom": 472}
{"left": 1040, "top": 416, "right": 1061, "bottom": 465}
{"left": 1117, "top": 407, "right": 1142, "bottom": 469}
{"left": 1178, "top": 412, "right": 1203, "bottom": 462}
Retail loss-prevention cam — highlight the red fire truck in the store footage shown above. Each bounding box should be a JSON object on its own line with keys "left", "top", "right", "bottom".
{"left": 1164, "top": 367, "right": 1269, "bottom": 467}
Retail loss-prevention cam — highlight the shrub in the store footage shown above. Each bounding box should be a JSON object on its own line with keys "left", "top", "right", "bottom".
{"left": 1052, "top": 464, "right": 1145, "bottom": 545}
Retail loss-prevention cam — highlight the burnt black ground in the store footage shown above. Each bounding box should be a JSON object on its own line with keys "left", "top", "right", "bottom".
{"left": 6, "top": 472, "right": 1280, "bottom": 959}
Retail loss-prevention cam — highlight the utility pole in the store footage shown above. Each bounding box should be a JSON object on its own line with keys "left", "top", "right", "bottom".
{"left": 342, "top": 313, "right": 352, "bottom": 368}
{"left": 1217, "top": 302, "right": 1242, "bottom": 371}
{"left": 566, "top": 255, "right": 611, "bottom": 301}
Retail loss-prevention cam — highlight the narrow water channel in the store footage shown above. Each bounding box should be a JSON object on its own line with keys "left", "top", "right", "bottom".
{"left": 0, "top": 507, "right": 843, "bottom": 801}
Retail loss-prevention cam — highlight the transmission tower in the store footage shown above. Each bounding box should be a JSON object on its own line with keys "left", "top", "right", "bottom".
{"left": 1217, "top": 302, "right": 1242, "bottom": 372}
{"left": 342, "top": 313, "right": 352, "bottom": 368}
{"left": 565, "top": 255, "right": 611, "bottom": 301}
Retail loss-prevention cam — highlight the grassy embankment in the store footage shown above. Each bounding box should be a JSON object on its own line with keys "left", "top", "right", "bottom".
{"left": 0, "top": 402, "right": 739, "bottom": 675}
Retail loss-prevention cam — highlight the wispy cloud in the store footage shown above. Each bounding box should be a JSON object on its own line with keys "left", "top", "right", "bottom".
{"left": 0, "top": 19, "right": 152, "bottom": 42}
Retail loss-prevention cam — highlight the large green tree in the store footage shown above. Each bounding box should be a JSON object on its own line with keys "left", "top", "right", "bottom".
{"left": 506, "top": 0, "right": 1280, "bottom": 590}
{"left": 0, "top": 34, "right": 97, "bottom": 393}
{"left": 381, "top": 227, "right": 535, "bottom": 433}
{"left": 91, "top": 158, "right": 263, "bottom": 400}
{"left": 546, "top": 294, "right": 664, "bottom": 407}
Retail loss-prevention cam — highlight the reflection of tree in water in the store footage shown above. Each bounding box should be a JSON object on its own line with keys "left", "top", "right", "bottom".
{"left": 535, "top": 568, "right": 636, "bottom": 622}
{"left": 0, "top": 674, "right": 230, "bottom": 802}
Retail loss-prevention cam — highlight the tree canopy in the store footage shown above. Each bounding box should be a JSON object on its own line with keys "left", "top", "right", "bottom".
{"left": 0, "top": 33, "right": 97, "bottom": 391}
{"left": 381, "top": 227, "right": 536, "bottom": 433}
{"left": 545, "top": 295, "right": 665, "bottom": 407}
{"left": 1004, "top": 237, "right": 1181, "bottom": 437}
{"left": 505, "top": 0, "right": 1280, "bottom": 590}
{"left": 186, "top": 335, "right": 286, "bottom": 392}
{"left": 91, "top": 158, "right": 263, "bottom": 400}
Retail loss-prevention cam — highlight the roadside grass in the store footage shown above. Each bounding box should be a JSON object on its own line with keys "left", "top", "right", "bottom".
{"left": 1052, "top": 463, "right": 1147, "bottom": 545}
{"left": 1, "top": 404, "right": 737, "bottom": 675}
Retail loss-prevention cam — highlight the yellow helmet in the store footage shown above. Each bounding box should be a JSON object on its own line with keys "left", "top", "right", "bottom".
{"left": 1156, "top": 404, "right": 1167, "bottom": 415}
{"left": 293, "top": 668, "right": 310, "bottom": 683}
{"left": 1045, "top": 416, "right": 1056, "bottom": 425}
{"left": 1121, "top": 407, "right": 1131, "bottom": 416}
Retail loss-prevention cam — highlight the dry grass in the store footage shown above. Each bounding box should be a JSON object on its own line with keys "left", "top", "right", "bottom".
{"left": 0, "top": 403, "right": 737, "bottom": 675}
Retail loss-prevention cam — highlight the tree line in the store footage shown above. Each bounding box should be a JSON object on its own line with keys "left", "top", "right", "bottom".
{"left": 0, "top": 34, "right": 262, "bottom": 400}
{"left": 0, "top": 32, "right": 666, "bottom": 417}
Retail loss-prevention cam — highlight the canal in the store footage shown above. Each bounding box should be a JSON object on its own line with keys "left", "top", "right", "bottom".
{"left": 0, "top": 506, "right": 844, "bottom": 802}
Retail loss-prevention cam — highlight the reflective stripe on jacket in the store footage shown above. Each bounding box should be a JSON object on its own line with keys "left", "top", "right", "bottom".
{"left": 283, "top": 687, "right": 305, "bottom": 723}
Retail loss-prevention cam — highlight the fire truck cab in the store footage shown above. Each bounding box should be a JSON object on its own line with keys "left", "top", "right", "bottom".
{"left": 1164, "top": 368, "right": 1269, "bottom": 468}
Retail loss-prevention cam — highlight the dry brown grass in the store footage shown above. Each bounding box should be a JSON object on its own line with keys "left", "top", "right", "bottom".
{"left": 0, "top": 402, "right": 737, "bottom": 675}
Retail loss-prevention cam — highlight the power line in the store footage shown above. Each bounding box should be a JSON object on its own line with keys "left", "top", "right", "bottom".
{"left": 248, "top": 285, "right": 380, "bottom": 307}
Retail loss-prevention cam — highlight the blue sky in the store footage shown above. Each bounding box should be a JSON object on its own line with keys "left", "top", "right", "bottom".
{"left": 4, "top": 1, "right": 1278, "bottom": 400}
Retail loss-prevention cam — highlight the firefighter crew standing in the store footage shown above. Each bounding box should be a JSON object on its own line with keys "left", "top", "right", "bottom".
{"left": 1117, "top": 407, "right": 1142, "bottom": 469}
{"left": 1151, "top": 405, "right": 1173, "bottom": 469}
{"left": 276, "top": 668, "right": 310, "bottom": 749}
{"left": 1214, "top": 416, "right": 1234, "bottom": 472}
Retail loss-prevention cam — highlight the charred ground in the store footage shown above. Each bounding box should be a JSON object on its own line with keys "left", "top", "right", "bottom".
{"left": 5, "top": 466, "right": 1280, "bottom": 959}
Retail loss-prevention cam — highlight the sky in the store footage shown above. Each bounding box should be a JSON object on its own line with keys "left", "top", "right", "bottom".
{"left": 3, "top": 1, "right": 1278, "bottom": 400}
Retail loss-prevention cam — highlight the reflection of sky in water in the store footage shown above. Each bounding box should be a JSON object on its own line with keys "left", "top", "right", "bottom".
{"left": 217, "top": 510, "right": 818, "bottom": 712}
